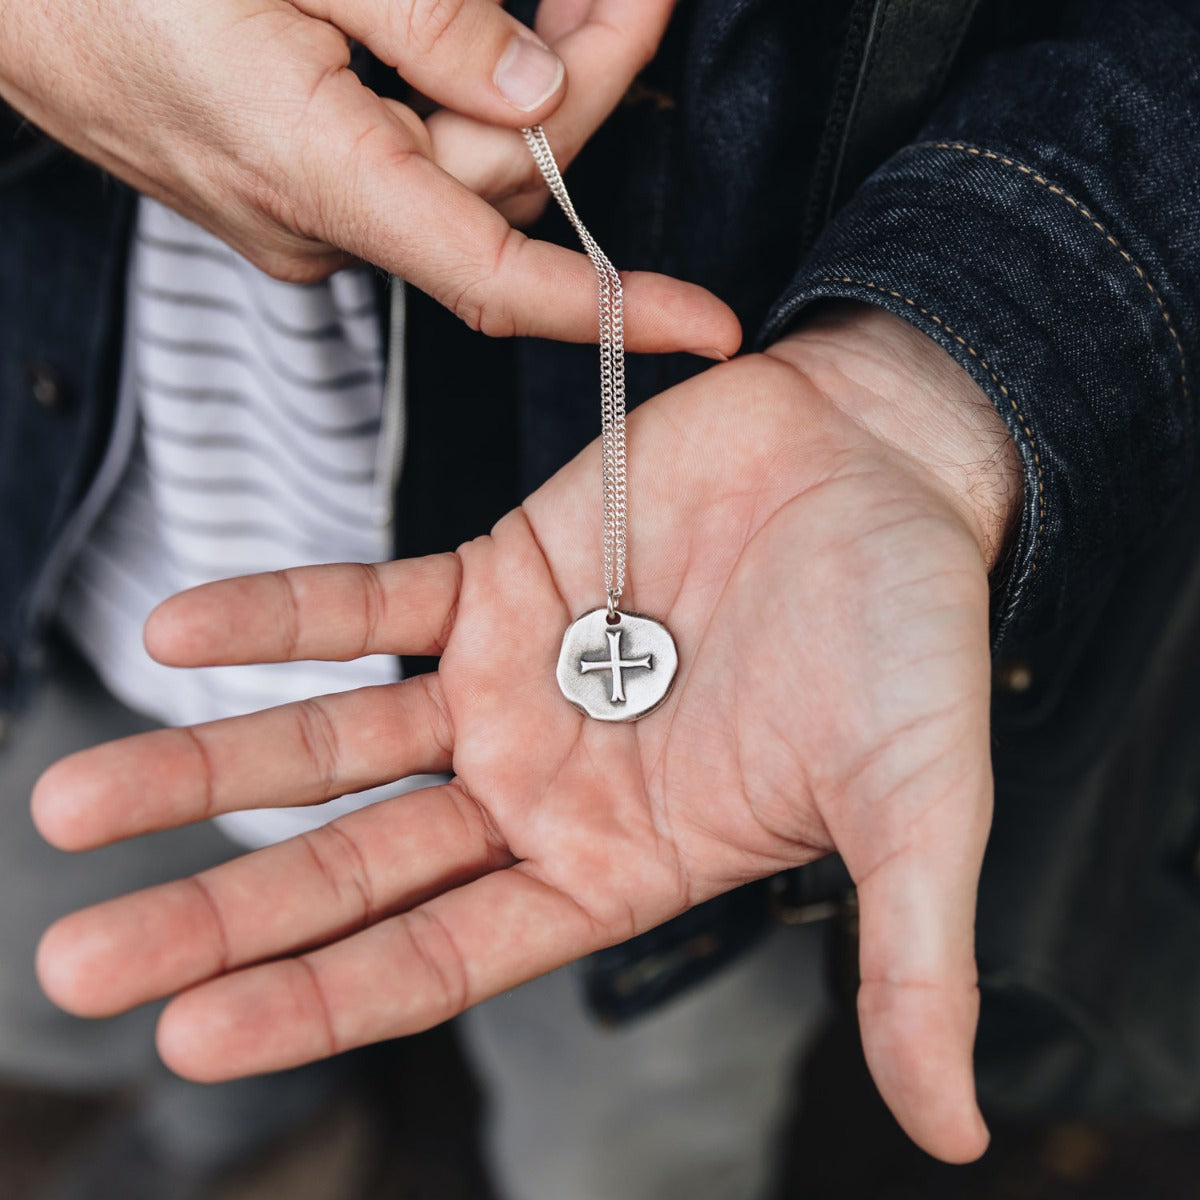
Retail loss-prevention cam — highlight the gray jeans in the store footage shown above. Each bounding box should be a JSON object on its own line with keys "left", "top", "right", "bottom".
{"left": 0, "top": 636, "right": 335, "bottom": 1167}
{"left": 460, "top": 923, "right": 831, "bottom": 1200}
{"left": 0, "top": 636, "right": 239, "bottom": 1087}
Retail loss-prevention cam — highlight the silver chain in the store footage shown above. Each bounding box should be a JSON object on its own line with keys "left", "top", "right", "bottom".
{"left": 522, "top": 126, "right": 627, "bottom": 617}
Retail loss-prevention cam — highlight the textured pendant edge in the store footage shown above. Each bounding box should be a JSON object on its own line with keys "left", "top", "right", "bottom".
{"left": 556, "top": 608, "right": 679, "bottom": 723}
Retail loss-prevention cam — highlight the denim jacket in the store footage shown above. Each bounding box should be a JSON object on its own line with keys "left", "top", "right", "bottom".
{"left": 3, "top": 0, "right": 1200, "bottom": 1115}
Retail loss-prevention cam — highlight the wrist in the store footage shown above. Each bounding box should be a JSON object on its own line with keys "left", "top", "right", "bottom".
{"left": 765, "top": 302, "right": 1023, "bottom": 571}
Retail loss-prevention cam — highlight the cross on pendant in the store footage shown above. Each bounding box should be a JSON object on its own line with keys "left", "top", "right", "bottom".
{"left": 579, "top": 627, "right": 654, "bottom": 704}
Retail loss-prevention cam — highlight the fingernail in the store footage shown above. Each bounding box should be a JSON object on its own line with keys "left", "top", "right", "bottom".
{"left": 697, "top": 347, "right": 731, "bottom": 362}
{"left": 494, "top": 36, "right": 564, "bottom": 112}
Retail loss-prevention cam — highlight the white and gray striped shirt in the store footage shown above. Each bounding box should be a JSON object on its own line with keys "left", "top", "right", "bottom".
{"left": 60, "top": 198, "right": 439, "bottom": 848}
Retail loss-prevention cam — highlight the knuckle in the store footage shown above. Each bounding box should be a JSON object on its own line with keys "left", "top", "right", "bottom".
{"left": 293, "top": 698, "right": 341, "bottom": 796}
{"left": 302, "top": 824, "right": 376, "bottom": 926}
{"left": 447, "top": 226, "right": 524, "bottom": 338}
{"left": 229, "top": 175, "right": 337, "bottom": 283}
{"left": 448, "top": 283, "right": 487, "bottom": 334}
{"left": 186, "top": 157, "right": 325, "bottom": 281}
{"left": 187, "top": 875, "right": 232, "bottom": 974}
{"left": 419, "top": 674, "right": 456, "bottom": 760}
{"left": 404, "top": 0, "right": 470, "bottom": 55}
{"left": 295, "top": 957, "right": 340, "bottom": 1056}
{"left": 352, "top": 562, "right": 388, "bottom": 658}
{"left": 298, "top": 126, "right": 424, "bottom": 273}
{"left": 180, "top": 727, "right": 218, "bottom": 821}
{"left": 251, "top": 249, "right": 342, "bottom": 286}
{"left": 403, "top": 909, "right": 470, "bottom": 1019}
{"left": 270, "top": 569, "right": 302, "bottom": 660}
{"left": 222, "top": 70, "right": 358, "bottom": 279}
{"left": 433, "top": 550, "right": 463, "bottom": 654}
{"left": 233, "top": 140, "right": 309, "bottom": 229}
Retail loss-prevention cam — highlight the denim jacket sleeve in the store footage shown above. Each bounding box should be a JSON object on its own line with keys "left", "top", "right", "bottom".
{"left": 760, "top": 0, "right": 1200, "bottom": 649}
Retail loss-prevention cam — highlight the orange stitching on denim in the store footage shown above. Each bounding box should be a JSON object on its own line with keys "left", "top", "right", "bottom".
{"left": 817, "top": 276, "right": 1045, "bottom": 575}
{"left": 925, "top": 141, "right": 1191, "bottom": 406}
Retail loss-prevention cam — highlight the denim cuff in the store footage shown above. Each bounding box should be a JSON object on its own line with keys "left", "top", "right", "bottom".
{"left": 759, "top": 139, "right": 1195, "bottom": 651}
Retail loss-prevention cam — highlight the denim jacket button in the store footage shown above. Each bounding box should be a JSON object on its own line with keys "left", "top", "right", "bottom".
{"left": 995, "top": 659, "right": 1034, "bottom": 694}
{"left": 26, "top": 360, "right": 66, "bottom": 411}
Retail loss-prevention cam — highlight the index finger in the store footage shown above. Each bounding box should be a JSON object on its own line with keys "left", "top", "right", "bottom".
{"left": 845, "top": 750, "right": 993, "bottom": 1163}
{"left": 144, "top": 556, "right": 464, "bottom": 668}
{"left": 301, "top": 72, "right": 741, "bottom": 354}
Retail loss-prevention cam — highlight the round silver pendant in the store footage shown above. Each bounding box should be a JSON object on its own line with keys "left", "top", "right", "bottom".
{"left": 557, "top": 608, "right": 678, "bottom": 722}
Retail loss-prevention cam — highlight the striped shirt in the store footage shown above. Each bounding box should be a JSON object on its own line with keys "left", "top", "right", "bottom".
{"left": 59, "top": 198, "right": 439, "bottom": 848}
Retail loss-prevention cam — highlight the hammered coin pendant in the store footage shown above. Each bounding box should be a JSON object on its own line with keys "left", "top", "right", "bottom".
{"left": 557, "top": 608, "right": 678, "bottom": 722}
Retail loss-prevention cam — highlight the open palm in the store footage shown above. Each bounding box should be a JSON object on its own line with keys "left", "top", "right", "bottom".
{"left": 35, "top": 322, "right": 1008, "bottom": 1163}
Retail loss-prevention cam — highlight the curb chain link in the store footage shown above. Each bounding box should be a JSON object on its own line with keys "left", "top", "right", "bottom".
{"left": 522, "top": 126, "right": 627, "bottom": 614}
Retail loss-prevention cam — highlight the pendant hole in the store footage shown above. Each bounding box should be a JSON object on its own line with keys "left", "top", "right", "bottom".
{"left": 606, "top": 612, "right": 621, "bottom": 626}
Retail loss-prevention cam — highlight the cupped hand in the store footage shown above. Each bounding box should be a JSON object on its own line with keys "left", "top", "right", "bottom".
{"left": 0, "top": 0, "right": 734, "bottom": 353}
{"left": 34, "top": 306, "right": 1021, "bottom": 1163}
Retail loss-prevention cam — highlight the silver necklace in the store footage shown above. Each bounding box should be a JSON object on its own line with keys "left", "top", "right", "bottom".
{"left": 522, "top": 126, "right": 678, "bottom": 722}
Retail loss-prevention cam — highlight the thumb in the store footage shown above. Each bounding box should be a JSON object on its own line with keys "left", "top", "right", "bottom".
{"left": 293, "top": 0, "right": 567, "bottom": 123}
{"left": 839, "top": 714, "right": 994, "bottom": 1161}
{"left": 432, "top": 0, "right": 678, "bottom": 208}
{"left": 825, "top": 624, "right": 993, "bottom": 1166}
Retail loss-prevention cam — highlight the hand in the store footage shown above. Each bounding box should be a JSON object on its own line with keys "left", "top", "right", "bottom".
{"left": 0, "top": 0, "right": 735, "bottom": 354}
{"left": 34, "top": 305, "right": 1020, "bottom": 1163}
{"left": 429, "top": 0, "right": 678, "bottom": 228}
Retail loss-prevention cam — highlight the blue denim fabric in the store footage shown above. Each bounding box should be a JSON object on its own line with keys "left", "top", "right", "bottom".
{"left": 0, "top": 148, "right": 132, "bottom": 711}
{"left": 762, "top": 0, "right": 1200, "bottom": 647}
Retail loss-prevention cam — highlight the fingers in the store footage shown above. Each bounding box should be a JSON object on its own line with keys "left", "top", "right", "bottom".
{"left": 432, "top": 0, "right": 677, "bottom": 202}
{"left": 536, "top": 0, "right": 676, "bottom": 162}
{"left": 850, "top": 764, "right": 993, "bottom": 1163}
{"left": 152, "top": 865, "right": 611, "bottom": 1080}
{"left": 303, "top": 74, "right": 741, "bottom": 353}
{"left": 145, "top": 556, "right": 464, "bottom": 668}
{"left": 33, "top": 674, "right": 453, "bottom": 850}
{"left": 293, "top": 0, "right": 566, "bottom": 123}
{"left": 37, "top": 782, "right": 510, "bottom": 1018}
{"left": 532, "top": 0, "right": 593, "bottom": 44}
